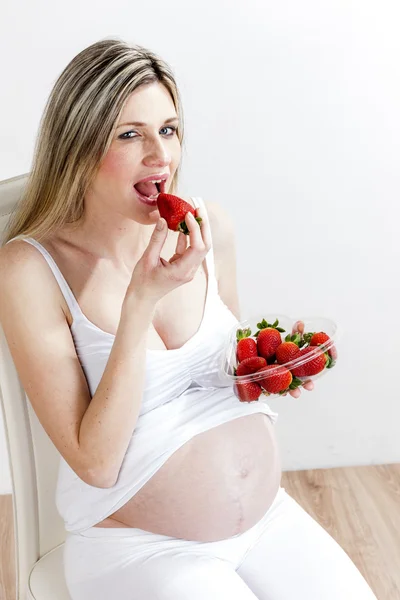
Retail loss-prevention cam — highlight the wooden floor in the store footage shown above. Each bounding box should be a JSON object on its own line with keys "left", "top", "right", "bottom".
{"left": 1, "top": 464, "right": 399, "bottom": 600}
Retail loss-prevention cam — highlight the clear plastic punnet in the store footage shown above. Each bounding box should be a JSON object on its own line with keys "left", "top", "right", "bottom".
{"left": 219, "top": 314, "right": 342, "bottom": 401}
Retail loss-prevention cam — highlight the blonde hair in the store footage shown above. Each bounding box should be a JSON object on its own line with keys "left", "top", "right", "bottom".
{"left": 2, "top": 38, "right": 185, "bottom": 245}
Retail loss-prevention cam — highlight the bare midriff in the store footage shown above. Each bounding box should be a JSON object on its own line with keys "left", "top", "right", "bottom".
{"left": 94, "top": 413, "right": 282, "bottom": 542}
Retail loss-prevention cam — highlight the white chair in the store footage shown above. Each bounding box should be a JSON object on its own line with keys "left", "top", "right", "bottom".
{"left": 0, "top": 174, "right": 71, "bottom": 599}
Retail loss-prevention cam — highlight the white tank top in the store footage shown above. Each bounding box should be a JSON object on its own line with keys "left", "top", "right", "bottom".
{"left": 9, "top": 196, "right": 279, "bottom": 532}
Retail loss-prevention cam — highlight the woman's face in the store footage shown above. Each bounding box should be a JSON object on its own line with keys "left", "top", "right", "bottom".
{"left": 87, "top": 81, "right": 182, "bottom": 225}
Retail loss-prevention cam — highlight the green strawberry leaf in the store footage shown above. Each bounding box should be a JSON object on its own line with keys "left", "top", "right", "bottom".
{"left": 289, "top": 377, "right": 303, "bottom": 389}
{"left": 292, "top": 333, "right": 302, "bottom": 345}
{"left": 236, "top": 327, "right": 252, "bottom": 341}
{"left": 303, "top": 332, "right": 315, "bottom": 344}
{"left": 178, "top": 221, "right": 190, "bottom": 235}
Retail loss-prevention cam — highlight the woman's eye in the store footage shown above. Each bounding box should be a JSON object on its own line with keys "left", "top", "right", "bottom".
{"left": 119, "top": 126, "right": 177, "bottom": 140}
{"left": 119, "top": 131, "right": 138, "bottom": 140}
{"left": 160, "top": 126, "right": 177, "bottom": 136}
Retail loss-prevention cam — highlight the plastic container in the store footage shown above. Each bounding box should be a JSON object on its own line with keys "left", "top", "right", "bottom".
{"left": 219, "top": 314, "right": 342, "bottom": 399}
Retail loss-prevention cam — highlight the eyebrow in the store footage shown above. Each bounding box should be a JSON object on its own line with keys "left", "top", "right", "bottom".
{"left": 117, "top": 117, "right": 179, "bottom": 128}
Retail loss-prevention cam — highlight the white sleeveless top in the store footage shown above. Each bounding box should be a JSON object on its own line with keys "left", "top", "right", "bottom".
{"left": 9, "top": 196, "right": 279, "bottom": 532}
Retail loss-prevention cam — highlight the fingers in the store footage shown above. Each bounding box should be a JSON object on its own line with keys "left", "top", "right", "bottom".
{"left": 167, "top": 209, "right": 209, "bottom": 274}
{"left": 285, "top": 379, "right": 314, "bottom": 397}
{"left": 185, "top": 211, "right": 205, "bottom": 251}
{"left": 330, "top": 345, "right": 338, "bottom": 360}
{"left": 175, "top": 231, "right": 187, "bottom": 256}
{"left": 144, "top": 218, "right": 168, "bottom": 263}
{"left": 292, "top": 320, "right": 305, "bottom": 335}
{"left": 302, "top": 379, "right": 314, "bottom": 391}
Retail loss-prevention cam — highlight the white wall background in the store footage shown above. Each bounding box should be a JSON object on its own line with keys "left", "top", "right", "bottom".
{"left": 1, "top": 0, "right": 399, "bottom": 493}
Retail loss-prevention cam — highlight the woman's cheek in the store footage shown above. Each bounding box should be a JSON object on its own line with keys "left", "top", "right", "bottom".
{"left": 99, "top": 147, "right": 132, "bottom": 179}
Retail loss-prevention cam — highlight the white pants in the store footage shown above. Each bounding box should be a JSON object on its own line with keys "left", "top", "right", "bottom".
{"left": 63, "top": 486, "right": 377, "bottom": 600}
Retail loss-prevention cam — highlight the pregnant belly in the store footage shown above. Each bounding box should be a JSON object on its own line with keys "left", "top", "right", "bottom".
{"left": 96, "top": 413, "right": 282, "bottom": 541}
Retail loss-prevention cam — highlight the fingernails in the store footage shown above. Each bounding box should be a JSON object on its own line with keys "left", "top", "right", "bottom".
{"left": 156, "top": 219, "right": 164, "bottom": 230}
{"left": 187, "top": 212, "right": 194, "bottom": 220}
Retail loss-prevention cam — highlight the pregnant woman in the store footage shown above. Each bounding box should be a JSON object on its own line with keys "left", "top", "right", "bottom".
{"left": 0, "top": 38, "right": 377, "bottom": 599}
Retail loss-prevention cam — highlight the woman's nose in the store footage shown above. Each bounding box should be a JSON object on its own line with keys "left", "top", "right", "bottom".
{"left": 143, "top": 138, "right": 171, "bottom": 167}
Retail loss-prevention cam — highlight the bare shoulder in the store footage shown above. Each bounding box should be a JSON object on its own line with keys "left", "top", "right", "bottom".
{"left": 0, "top": 239, "right": 47, "bottom": 288}
{"left": 0, "top": 239, "right": 69, "bottom": 324}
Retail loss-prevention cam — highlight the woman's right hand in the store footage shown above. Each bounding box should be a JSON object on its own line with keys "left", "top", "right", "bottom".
{"left": 127, "top": 206, "right": 212, "bottom": 305}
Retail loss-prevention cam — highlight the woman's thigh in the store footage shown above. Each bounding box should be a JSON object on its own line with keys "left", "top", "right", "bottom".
{"left": 64, "top": 533, "right": 258, "bottom": 600}
{"left": 237, "top": 489, "right": 378, "bottom": 600}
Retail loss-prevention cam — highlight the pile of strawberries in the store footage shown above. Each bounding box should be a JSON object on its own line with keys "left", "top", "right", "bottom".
{"left": 233, "top": 318, "right": 336, "bottom": 402}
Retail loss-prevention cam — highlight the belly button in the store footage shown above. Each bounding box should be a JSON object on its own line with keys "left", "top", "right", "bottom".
{"left": 240, "top": 467, "right": 250, "bottom": 478}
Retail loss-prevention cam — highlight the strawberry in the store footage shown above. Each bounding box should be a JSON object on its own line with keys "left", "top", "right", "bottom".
{"left": 303, "top": 331, "right": 337, "bottom": 364}
{"left": 157, "top": 193, "right": 202, "bottom": 235}
{"left": 235, "top": 356, "right": 267, "bottom": 376}
{"left": 276, "top": 332, "right": 302, "bottom": 365}
{"left": 255, "top": 318, "right": 285, "bottom": 360}
{"left": 236, "top": 328, "right": 258, "bottom": 362}
{"left": 234, "top": 381, "right": 262, "bottom": 402}
{"left": 256, "top": 365, "right": 302, "bottom": 395}
{"left": 309, "top": 332, "right": 330, "bottom": 347}
{"left": 291, "top": 346, "right": 328, "bottom": 377}
{"left": 276, "top": 342, "right": 301, "bottom": 364}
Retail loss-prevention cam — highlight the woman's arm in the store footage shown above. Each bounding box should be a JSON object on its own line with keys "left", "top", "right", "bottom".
{"left": 0, "top": 241, "right": 155, "bottom": 489}
{"left": 205, "top": 200, "right": 241, "bottom": 320}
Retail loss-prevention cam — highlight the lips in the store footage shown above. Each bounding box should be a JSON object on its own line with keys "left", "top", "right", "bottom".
{"left": 133, "top": 174, "right": 168, "bottom": 200}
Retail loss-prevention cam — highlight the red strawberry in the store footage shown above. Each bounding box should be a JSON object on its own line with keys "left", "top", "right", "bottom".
{"left": 256, "top": 365, "right": 295, "bottom": 394}
{"left": 304, "top": 331, "right": 337, "bottom": 364}
{"left": 157, "top": 193, "right": 202, "bottom": 235}
{"left": 310, "top": 332, "right": 330, "bottom": 347}
{"left": 291, "top": 346, "right": 327, "bottom": 377}
{"left": 234, "top": 381, "right": 262, "bottom": 402}
{"left": 276, "top": 339, "right": 302, "bottom": 366}
{"left": 236, "top": 328, "right": 258, "bottom": 362}
{"left": 255, "top": 318, "right": 285, "bottom": 360}
{"left": 275, "top": 332, "right": 302, "bottom": 365}
{"left": 236, "top": 356, "right": 267, "bottom": 376}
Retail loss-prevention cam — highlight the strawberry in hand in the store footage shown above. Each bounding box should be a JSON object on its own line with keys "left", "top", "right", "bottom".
{"left": 157, "top": 193, "right": 202, "bottom": 235}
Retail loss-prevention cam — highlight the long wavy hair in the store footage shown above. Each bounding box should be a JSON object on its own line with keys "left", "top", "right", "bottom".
{"left": 2, "top": 38, "right": 184, "bottom": 245}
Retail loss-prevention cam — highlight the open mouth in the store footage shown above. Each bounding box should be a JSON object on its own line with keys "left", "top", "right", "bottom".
{"left": 134, "top": 179, "right": 165, "bottom": 201}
